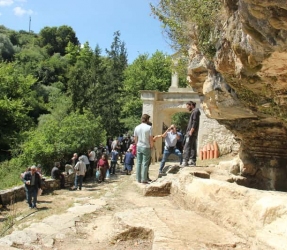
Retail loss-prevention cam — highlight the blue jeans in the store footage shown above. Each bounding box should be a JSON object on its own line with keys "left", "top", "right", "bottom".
{"left": 25, "top": 186, "right": 38, "bottom": 208}
{"left": 136, "top": 146, "right": 151, "bottom": 183}
{"left": 159, "top": 148, "right": 182, "bottom": 172}
{"left": 75, "top": 175, "right": 84, "bottom": 190}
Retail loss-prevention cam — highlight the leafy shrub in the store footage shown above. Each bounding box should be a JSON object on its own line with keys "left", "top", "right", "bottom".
{"left": 151, "top": 0, "right": 222, "bottom": 58}
{"left": 17, "top": 110, "right": 106, "bottom": 173}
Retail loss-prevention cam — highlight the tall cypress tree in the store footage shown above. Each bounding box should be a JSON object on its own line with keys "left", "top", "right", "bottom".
{"left": 95, "top": 31, "right": 128, "bottom": 137}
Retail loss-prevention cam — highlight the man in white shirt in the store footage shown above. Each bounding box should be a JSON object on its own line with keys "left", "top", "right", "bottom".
{"left": 134, "top": 114, "right": 154, "bottom": 184}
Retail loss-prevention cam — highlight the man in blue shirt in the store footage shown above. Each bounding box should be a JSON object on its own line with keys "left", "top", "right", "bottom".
{"left": 157, "top": 124, "right": 183, "bottom": 173}
{"left": 110, "top": 148, "right": 119, "bottom": 175}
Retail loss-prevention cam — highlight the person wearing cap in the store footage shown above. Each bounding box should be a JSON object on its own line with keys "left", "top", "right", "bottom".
{"left": 134, "top": 114, "right": 154, "bottom": 184}
{"left": 181, "top": 101, "right": 201, "bottom": 167}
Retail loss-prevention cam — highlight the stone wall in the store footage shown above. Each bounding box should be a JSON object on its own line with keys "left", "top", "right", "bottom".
{"left": 0, "top": 177, "right": 69, "bottom": 206}
{"left": 198, "top": 111, "right": 240, "bottom": 156}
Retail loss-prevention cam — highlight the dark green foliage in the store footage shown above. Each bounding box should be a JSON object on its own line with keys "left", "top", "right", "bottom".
{"left": 94, "top": 31, "right": 128, "bottom": 137}
{"left": 0, "top": 25, "right": 175, "bottom": 189}
{"left": 120, "top": 51, "right": 173, "bottom": 129}
{"left": 18, "top": 110, "right": 106, "bottom": 171}
{"left": 38, "top": 25, "right": 79, "bottom": 56}
{"left": 0, "top": 34, "right": 19, "bottom": 61}
{"left": 171, "top": 112, "right": 190, "bottom": 132}
{"left": 0, "top": 63, "right": 36, "bottom": 147}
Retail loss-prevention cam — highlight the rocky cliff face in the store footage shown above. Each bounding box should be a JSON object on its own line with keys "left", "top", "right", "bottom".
{"left": 187, "top": 0, "right": 287, "bottom": 190}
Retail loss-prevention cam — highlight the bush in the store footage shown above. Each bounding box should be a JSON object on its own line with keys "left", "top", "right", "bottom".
{"left": 16, "top": 110, "right": 106, "bottom": 175}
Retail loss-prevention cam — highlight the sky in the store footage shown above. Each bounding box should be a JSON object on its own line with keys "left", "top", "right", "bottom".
{"left": 0, "top": 0, "right": 174, "bottom": 63}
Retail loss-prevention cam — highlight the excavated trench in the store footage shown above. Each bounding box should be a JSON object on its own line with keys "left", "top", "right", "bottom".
{"left": 1, "top": 162, "right": 287, "bottom": 250}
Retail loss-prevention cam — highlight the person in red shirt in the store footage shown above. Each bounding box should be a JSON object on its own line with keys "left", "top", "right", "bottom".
{"left": 97, "top": 153, "right": 110, "bottom": 182}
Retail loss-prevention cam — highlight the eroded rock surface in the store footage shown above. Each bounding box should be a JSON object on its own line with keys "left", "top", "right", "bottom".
{"left": 0, "top": 162, "right": 287, "bottom": 250}
{"left": 187, "top": 0, "right": 287, "bottom": 190}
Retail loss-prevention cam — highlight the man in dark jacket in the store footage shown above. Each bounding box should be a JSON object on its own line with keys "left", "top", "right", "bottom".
{"left": 23, "top": 166, "right": 42, "bottom": 209}
{"left": 181, "top": 101, "right": 201, "bottom": 167}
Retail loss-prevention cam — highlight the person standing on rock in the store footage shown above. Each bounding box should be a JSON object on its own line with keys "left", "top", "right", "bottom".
{"left": 181, "top": 101, "right": 201, "bottom": 167}
{"left": 134, "top": 114, "right": 154, "bottom": 184}
{"left": 158, "top": 124, "right": 183, "bottom": 173}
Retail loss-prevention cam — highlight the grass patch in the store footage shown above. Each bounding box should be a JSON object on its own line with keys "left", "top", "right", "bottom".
{"left": 0, "top": 160, "right": 24, "bottom": 190}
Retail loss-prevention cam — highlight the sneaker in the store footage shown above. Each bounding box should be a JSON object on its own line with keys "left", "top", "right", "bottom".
{"left": 180, "top": 162, "right": 189, "bottom": 167}
{"left": 188, "top": 161, "right": 196, "bottom": 166}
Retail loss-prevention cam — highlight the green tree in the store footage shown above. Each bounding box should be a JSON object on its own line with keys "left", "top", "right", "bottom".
{"left": 120, "top": 51, "right": 172, "bottom": 130}
{"left": 67, "top": 61, "right": 92, "bottom": 113}
{"left": 14, "top": 46, "right": 48, "bottom": 76}
{"left": 0, "top": 34, "right": 19, "bottom": 61}
{"left": 65, "top": 41, "right": 80, "bottom": 65}
{"left": 36, "top": 53, "right": 69, "bottom": 86}
{"left": 38, "top": 25, "right": 79, "bottom": 56}
{"left": 0, "top": 63, "right": 36, "bottom": 149}
{"left": 94, "top": 31, "right": 128, "bottom": 136}
{"left": 19, "top": 110, "right": 106, "bottom": 169}
{"left": 150, "top": 0, "right": 222, "bottom": 58}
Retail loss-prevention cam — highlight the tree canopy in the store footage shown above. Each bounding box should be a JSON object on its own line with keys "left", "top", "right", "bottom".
{"left": 0, "top": 24, "right": 188, "bottom": 187}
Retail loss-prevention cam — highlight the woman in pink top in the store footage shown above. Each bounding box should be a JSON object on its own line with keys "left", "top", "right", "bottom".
{"left": 97, "top": 153, "right": 110, "bottom": 182}
{"left": 130, "top": 141, "right": 137, "bottom": 157}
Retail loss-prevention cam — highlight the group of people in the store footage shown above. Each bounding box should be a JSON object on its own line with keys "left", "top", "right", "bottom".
{"left": 55, "top": 144, "right": 135, "bottom": 191}
{"left": 134, "top": 100, "right": 200, "bottom": 183}
{"left": 20, "top": 100, "right": 200, "bottom": 208}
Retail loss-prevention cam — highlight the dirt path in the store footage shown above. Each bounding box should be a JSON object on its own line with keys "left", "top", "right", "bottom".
{"left": 0, "top": 162, "right": 250, "bottom": 250}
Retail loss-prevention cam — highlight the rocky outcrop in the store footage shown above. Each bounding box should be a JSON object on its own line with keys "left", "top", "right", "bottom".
{"left": 187, "top": 0, "right": 287, "bottom": 190}
{"left": 170, "top": 168, "right": 287, "bottom": 249}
